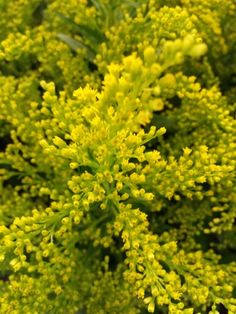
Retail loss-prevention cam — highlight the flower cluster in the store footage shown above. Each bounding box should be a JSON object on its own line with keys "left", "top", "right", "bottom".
{"left": 0, "top": 0, "right": 235, "bottom": 313}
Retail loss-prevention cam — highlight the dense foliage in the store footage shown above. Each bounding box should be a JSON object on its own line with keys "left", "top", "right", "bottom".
{"left": 0, "top": 0, "right": 236, "bottom": 313}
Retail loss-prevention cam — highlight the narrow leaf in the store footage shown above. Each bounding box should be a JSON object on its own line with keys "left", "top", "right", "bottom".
{"left": 56, "top": 12, "right": 105, "bottom": 44}
{"left": 57, "top": 33, "right": 96, "bottom": 60}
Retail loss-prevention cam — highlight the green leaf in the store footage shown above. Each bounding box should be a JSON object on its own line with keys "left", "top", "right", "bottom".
{"left": 56, "top": 33, "right": 96, "bottom": 60}
{"left": 74, "top": 23, "right": 106, "bottom": 44}
{"left": 89, "top": 0, "right": 101, "bottom": 11}
{"left": 56, "top": 12, "right": 106, "bottom": 44}
{"left": 32, "top": 0, "right": 48, "bottom": 26}
{"left": 89, "top": 0, "right": 108, "bottom": 17}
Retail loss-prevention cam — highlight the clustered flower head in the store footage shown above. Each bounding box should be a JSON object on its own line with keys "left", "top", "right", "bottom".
{"left": 0, "top": 0, "right": 235, "bottom": 313}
